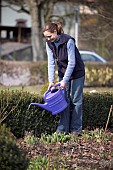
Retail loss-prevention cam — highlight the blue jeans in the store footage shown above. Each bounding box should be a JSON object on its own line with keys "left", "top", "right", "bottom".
{"left": 56, "top": 76, "right": 85, "bottom": 133}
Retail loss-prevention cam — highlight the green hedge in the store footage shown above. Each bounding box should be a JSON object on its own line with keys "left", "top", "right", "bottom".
{"left": 0, "top": 90, "right": 59, "bottom": 138}
{"left": 0, "top": 90, "right": 113, "bottom": 138}
{"left": 83, "top": 92, "right": 113, "bottom": 129}
{"left": 85, "top": 62, "right": 113, "bottom": 86}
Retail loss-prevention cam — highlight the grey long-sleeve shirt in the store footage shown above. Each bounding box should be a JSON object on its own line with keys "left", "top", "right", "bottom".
{"left": 46, "top": 38, "right": 76, "bottom": 84}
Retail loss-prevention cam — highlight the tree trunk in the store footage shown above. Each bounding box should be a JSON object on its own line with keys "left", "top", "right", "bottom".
{"left": 28, "top": 0, "right": 44, "bottom": 61}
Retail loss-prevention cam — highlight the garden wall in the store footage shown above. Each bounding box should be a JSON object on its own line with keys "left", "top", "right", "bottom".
{"left": 0, "top": 60, "right": 48, "bottom": 86}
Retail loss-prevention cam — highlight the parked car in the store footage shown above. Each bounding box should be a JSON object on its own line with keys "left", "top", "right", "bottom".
{"left": 79, "top": 50, "right": 107, "bottom": 63}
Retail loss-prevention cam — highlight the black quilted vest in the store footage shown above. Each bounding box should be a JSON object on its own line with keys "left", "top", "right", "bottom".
{"left": 47, "top": 34, "right": 85, "bottom": 80}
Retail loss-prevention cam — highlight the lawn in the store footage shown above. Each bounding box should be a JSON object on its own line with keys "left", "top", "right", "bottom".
{"left": 0, "top": 85, "right": 113, "bottom": 95}
{"left": 0, "top": 85, "right": 44, "bottom": 95}
{"left": 84, "top": 86, "right": 113, "bottom": 93}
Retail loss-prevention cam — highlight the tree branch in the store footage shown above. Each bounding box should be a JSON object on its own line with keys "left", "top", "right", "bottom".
{"left": 2, "top": 4, "right": 29, "bottom": 14}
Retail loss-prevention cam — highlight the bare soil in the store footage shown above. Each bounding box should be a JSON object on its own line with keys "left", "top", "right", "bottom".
{"left": 17, "top": 130, "right": 113, "bottom": 170}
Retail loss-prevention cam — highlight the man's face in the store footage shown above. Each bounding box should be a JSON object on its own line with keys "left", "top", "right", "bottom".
{"left": 43, "top": 30, "right": 58, "bottom": 42}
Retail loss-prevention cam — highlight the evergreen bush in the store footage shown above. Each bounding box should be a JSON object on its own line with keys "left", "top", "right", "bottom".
{"left": 0, "top": 90, "right": 113, "bottom": 138}
{"left": 0, "top": 124, "right": 29, "bottom": 170}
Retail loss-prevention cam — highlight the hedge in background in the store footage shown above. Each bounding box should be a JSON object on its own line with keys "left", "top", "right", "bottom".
{"left": 53, "top": 62, "right": 113, "bottom": 87}
{"left": 85, "top": 62, "right": 113, "bottom": 86}
{"left": 1, "top": 60, "right": 113, "bottom": 86}
{"left": 0, "top": 90, "right": 113, "bottom": 138}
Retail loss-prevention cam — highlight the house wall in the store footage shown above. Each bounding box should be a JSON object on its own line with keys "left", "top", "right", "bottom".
{"left": 1, "top": 1, "right": 75, "bottom": 32}
{"left": 1, "top": 1, "right": 31, "bottom": 27}
{"left": 0, "top": 1, "right": 98, "bottom": 51}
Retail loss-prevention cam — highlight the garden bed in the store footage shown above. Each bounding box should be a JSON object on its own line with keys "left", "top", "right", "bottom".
{"left": 17, "top": 130, "right": 113, "bottom": 170}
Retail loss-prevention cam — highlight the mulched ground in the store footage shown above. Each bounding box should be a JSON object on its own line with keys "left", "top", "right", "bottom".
{"left": 17, "top": 130, "right": 113, "bottom": 170}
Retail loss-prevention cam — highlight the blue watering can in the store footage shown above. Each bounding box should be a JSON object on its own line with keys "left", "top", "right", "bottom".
{"left": 28, "top": 83, "right": 68, "bottom": 115}
{"left": 29, "top": 84, "right": 68, "bottom": 115}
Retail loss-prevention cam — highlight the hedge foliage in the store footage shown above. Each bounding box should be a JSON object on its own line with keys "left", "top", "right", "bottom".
{"left": 1, "top": 60, "right": 113, "bottom": 86}
{"left": 0, "top": 90, "right": 59, "bottom": 138}
{"left": 53, "top": 62, "right": 113, "bottom": 87}
{"left": 0, "top": 124, "right": 29, "bottom": 170}
{"left": 0, "top": 90, "right": 113, "bottom": 138}
{"left": 40, "top": 62, "right": 113, "bottom": 86}
{"left": 85, "top": 62, "right": 113, "bottom": 86}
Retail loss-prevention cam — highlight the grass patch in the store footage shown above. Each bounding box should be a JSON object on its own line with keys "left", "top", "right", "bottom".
{"left": 0, "top": 85, "right": 44, "bottom": 95}
{"left": 0, "top": 85, "right": 113, "bottom": 95}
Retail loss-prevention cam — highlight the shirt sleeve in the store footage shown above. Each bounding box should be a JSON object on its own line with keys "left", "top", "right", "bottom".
{"left": 46, "top": 42, "right": 55, "bottom": 83}
{"left": 62, "top": 39, "right": 76, "bottom": 83}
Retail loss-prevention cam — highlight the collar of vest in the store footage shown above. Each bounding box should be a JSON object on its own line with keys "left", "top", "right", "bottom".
{"left": 46, "top": 33, "right": 75, "bottom": 45}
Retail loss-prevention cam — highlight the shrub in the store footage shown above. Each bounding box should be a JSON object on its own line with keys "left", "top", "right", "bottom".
{"left": 0, "top": 124, "right": 29, "bottom": 170}
{"left": 40, "top": 83, "right": 48, "bottom": 95}
{"left": 83, "top": 92, "right": 113, "bottom": 129}
{"left": 85, "top": 62, "right": 113, "bottom": 86}
{"left": 0, "top": 90, "right": 113, "bottom": 138}
{"left": 0, "top": 90, "right": 59, "bottom": 138}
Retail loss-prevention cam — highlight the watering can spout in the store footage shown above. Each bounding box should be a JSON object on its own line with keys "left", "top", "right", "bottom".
{"left": 28, "top": 103, "right": 50, "bottom": 111}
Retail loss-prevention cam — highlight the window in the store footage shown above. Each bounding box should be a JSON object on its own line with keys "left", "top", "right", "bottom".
{"left": 81, "top": 54, "right": 101, "bottom": 62}
{"left": 1, "top": 30, "right": 7, "bottom": 38}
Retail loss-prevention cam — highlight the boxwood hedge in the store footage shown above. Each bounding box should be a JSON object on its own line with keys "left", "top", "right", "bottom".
{"left": 0, "top": 90, "right": 113, "bottom": 138}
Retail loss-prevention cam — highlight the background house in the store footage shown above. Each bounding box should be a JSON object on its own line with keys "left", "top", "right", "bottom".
{"left": 0, "top": 0, "right": 31, "bottom": 42}
{"left": 0, "top": 0, "right": 112, "bottom": 61}
{"left": 0, "top": 0, "right": 32, "bottom": 61}
{"left": 0, "top": 1, "right": 31, "bottom": 27}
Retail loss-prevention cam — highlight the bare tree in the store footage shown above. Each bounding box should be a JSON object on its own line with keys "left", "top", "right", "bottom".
{"left": 27, "top": 0, "right": 44, "bottom": 61}
{"left": 28, "top": 0, "right": 59, "bottom": 61}
{"left": 2, "top": 0, "right": 56, "bottom": 61}
{"left": 2, "top": 0, "right": 113, "bottom": 60}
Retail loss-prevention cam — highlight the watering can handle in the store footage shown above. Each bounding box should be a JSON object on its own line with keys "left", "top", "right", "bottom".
{"left": 53, "top": 83, "right": 65, "bottom": 93}
{"left": 53, "top": 83, "right": 65, "bottom": 94}
{"left": 53, "top": 83, "right": 61, "bottom": 88}
{"left": 43, "top": 83, "right": 63, "bottom": 98}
